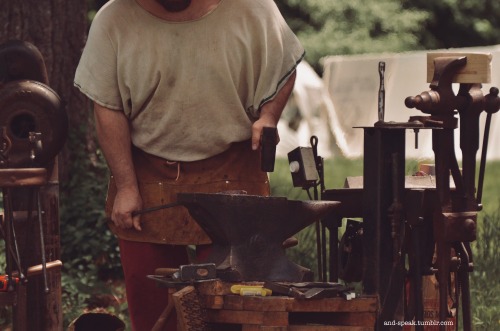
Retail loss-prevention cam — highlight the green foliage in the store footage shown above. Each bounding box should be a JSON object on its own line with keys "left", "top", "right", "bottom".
{"left": 470, "top": 208, "right": 500, "bottom": 330}
{"left": 59, "top": 125, "right": 123, "bottom": 326}
{"left": 277, "top": 0, "right": 429, "bottom": 68}
{"left": 401, "top": 0, "right": 500, "bottom": 49}
{"left": 277, "top": 0, "right": 500, "bottom": 71}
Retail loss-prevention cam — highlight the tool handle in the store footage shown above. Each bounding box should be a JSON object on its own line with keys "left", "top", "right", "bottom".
{"left": 155, "top": 268, "right": 179, "bottom": 277}
{"left": 131, "top": 202, "right": 182, "bottom": 217}
{"left": 27, "top": 260, "right": 62, "bottom": 277}
{"left": 260, "top": 127, "right": 277, "bottom": 172}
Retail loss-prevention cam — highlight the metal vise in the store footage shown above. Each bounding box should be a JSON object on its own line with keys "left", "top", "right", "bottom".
{"left": 404, "top": 54, "right": 499, "bottom": 331}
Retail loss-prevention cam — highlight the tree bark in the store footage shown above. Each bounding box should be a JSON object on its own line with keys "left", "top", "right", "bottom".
{"left": 0, "top": 1, "right": 90, "bottom": 330}
{"left": 1, "top": 0, "right": 92, "bottom": 179}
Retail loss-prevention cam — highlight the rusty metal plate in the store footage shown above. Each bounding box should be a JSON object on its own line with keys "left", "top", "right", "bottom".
{"left": 0, "top": 80, "right": 68, "bottom": 167}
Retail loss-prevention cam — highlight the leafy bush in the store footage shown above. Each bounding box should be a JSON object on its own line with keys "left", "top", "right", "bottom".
{"left": 59, "top": 127, "right": 124, "bottom": 326}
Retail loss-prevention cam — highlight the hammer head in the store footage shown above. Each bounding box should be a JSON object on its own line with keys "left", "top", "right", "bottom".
{"left": 176, "top": 263, "right": 217, "bottom": 282}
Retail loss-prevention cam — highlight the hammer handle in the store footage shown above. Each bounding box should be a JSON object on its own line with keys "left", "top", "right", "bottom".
{"left": 155, "top": 268, "right": 179, "bottom": 277}
{"left": 27, "top": 260, "right": 62, "bottom": 277}
{"left": 261, "top": 127, "right": 277, "bottom": 172}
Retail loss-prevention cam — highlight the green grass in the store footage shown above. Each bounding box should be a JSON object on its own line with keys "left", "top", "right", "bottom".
{"left": 270, "top": 157, "right": 500, "bottom": 331}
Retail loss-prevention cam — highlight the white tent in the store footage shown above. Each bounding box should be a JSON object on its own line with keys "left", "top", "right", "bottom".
{"left": 321, "top": 45, "right": 500, "bottom": 160}
{"left": 277, "top": 61, "right": 349, "bottom": 159}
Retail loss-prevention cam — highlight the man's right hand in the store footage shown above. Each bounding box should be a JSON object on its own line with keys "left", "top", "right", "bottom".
{"left": 111, "top": 187, "right": 143, "bottom": 231}
{"left": 94, "top": 102, "right": 143, "bottom": 231}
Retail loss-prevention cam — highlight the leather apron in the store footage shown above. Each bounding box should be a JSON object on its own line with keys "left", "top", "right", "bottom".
{"left": 105, "top": 140, "right": 270, "bottom": 245}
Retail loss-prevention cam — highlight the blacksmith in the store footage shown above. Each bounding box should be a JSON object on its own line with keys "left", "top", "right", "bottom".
{"left": 74, "top": 0, "right": 304, "bottom": 329}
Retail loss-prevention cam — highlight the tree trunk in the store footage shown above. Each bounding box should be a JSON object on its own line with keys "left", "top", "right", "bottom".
{"left": 1, "top": 1, "right": 90, "bottom": 330}
{"left": 1, "top": 0, "right": 92, "bottom": 180}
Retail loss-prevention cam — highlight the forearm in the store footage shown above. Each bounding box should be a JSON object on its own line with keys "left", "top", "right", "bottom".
{"left": 252, "top": 71, "right": 296, "bottom": 149}
{"left": 94, "top": 103, "right": 138, "bottom": 192}
{"left": 94, "top": 102, "right": 142, "bottom": 230}
{"left": 260, "top": 71, "right": 296, "bottom": 124}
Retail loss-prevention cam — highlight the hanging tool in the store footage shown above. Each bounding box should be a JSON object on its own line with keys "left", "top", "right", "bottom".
{"left": 477, "top": 87, "right": 499, "bottom": 205}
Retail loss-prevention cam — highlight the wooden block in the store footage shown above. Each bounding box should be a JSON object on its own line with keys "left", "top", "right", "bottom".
{"left": 289, "top": 311, "right": 376, "bottom": 327}
{"left": 0, "top": 168, "right": 47, "bottom": 187}
{"left": 196, "top": 280, "right": 227, "bottom": 296}
{"left": 0, "top": 291, "right": 17, "bottom": 307}
{"left": 288, "top": 296, "right": 378, "bottom": 313}
{"left": 242, "top": 326, "right": 289, "bottom": 331}
{"left": 427, "top": 52, "right": 492, "bottom": 83}
{"left": 202, "top": 295, "right": 224, "bottom": 309}
{"left": 289, "top": 326, "right": 374, "bottom": 331}
{"left": 223, "top": 295, "right": 290, "bottom": 312}
{"left": 207, "top": 310, "right": 289, "bottom": 326}
{"left": 242, "top": 326, "right": 261, "bottom": 331}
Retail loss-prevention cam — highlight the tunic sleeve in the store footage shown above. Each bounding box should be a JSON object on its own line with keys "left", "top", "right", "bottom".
{"left": 249, "top": 0, "right": 305, "bottom": 119}
{"left": 74, "top": 11, "right": 123, "bottom": 110}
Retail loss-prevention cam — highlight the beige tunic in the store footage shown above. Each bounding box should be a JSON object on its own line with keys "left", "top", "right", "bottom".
{"left": 74, "top": 0, "right": 305, "bottom": 161}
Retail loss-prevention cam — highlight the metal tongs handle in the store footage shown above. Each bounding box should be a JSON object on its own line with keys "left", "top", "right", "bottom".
{"left": 131, "top": 202, "right": 182, "bottom": 217}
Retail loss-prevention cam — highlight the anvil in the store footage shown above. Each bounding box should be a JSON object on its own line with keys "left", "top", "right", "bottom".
{"left": 177, "top": 192, "right": 340, "bottom": 282}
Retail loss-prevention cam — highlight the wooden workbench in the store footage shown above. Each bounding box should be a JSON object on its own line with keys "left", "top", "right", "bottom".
{"left": 194, "top": 280, "right": 378, "bottom": 331}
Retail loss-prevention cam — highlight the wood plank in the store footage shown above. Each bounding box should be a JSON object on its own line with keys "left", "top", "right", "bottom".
{"left": 263, "top": 312, "right": 288, "bottom": 326}
{"left": 223, "top": 295, "right": 290, "bottom": 312}
{"left": 289, "top": 326, "right": 374, "bottom": 331}
{"left": 289, "top": 296, "right": 378, "bottom": 313}
{"left": 207, "top": 310, "right": 288, "bottom": 326}
{"left": 427, "top": 52, "right": 492, "bottom": 83}
{"left": 202, "top": 295, "right": 224, "bottom": 309}
{"left": 0, "top": 168, "right": 47, "bottom": 187}
{"left": 241, "top": 324, "right": 262, "bottom": 331}
{"left": 242, "top": 326, "right": 261, "bottom": 331}
{"left": 289, "top": 312, "right": 376, "bottom": 327}
{"left": 241, "top": 326, "right": 289, "bottom": 331}
{"left": 0, "top": 291, "right": 17, "bottom": 306}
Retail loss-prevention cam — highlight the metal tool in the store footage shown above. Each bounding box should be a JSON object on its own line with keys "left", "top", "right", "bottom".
{"left": 154, "top": 263, "right": 216, "bottom": 283}
{"left": 263, "top": 281, "right": 352, "bottom": 300}
{"left": 378, "top": 61, "right": 386, "bottom": 123}
{"left": 131, "top": 201, "right": 182, "bottom": 217}
{"left": 35, "top": 187, "right": 49, "bottom": 293}
{"left": 404, "top": 55, "right": 499, "bottom": 331}
{"left": 477, "top": 87, "right": 500, "bottom": 205}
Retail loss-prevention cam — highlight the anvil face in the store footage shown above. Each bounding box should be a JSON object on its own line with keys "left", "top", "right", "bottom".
{"left": 177, "top": 192, "right": 340, "bottom": 282}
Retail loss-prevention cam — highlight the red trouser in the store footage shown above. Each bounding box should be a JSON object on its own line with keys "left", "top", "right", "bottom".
{"left": 119, "top": 240, "right": 212, "bottom": 331}
{"left": 119, "top": 240, "right": 188, "bottom": 331}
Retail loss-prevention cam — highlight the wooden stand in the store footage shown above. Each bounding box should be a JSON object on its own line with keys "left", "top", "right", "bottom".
{"left": 196, "top": 281, "right": 378, "bottom": 331}
{"left": 0, "top": 167, "right": 63, "bottom": 330}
